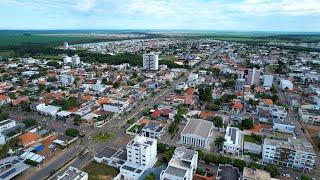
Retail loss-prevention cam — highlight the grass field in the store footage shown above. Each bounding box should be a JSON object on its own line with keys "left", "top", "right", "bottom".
{"left": 92, "top": 132, "right": 114, "bottom": 143}
{"left": 82, "top": 161, "right": 119, "bottom": 180}
{"left": 244, "top": 134, "right": 262, "bottom": 144}
{"left": 0, "top": 50, "right": 14, "bottom": 57}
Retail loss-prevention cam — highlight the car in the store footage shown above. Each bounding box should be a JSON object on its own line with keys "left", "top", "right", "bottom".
{"left": 295, "top": 177, "right": 301, "bottom": 180}
{"left": 286, "top": 174, "right": 291, "bottom": 177}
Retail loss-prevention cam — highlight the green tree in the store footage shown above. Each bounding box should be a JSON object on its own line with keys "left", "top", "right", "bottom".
{"left": 198, "top": 84, "right": 213, "bottom": 102}
{"left": 241, "top": 118, "right": 254, "bottom": 129}
{"left": 0, "top": 112, "right": 9, "bottom": 121}
{"left": 22, "top": 119, "right": 38, "bottom": 128}
{"left": 232, "top": 159, "right": 246, "bottom": 171}
{"left": 300, "top": 174, "right": 312, "bottom": 180}
{"left": 73, "top": 115, "right": 82, "bottom": 125}
{"left": 144, "top": 172, "right": 156, "bottom": 180}
{"left": 265, "top": 165, "right": 279, "bottom": 178}
{"left": 214, "top": 136, "right": 225, "bottom": 150}
{"left": 65, "top": 128, "right": 80, "bottom": 137}
{"left": 213, "top": 116, "right": 223, "bottom": 128}
{"left": 113, "top": 81, "right": 120, "bottom": 88}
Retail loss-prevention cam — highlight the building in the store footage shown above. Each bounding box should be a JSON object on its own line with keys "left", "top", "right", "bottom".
{"left": 57, "top": 166, "right": 88, "bottom": 180}
{"left": 242, "top": 167, "right": 271, "bottom": 180}
{"left": 223, "top": 126, "right": 243, "bottom": 156}
{"left": 0, "top": 119, "right": 16, "bottom": 133}
{"left": 141, "top": 122, "right": 165, "bottom": 139}
{"left": 71, "top": 54, "right": 81, "bottom": 66}
{"left": 116, "top": 135, "right": 157, "bottom": 180}
{"left": 263, "top": 75, "right": 273, "bottom": 88}
{"left": 160, "top": 147, "right": 198, "bottom": 180}
{"left": 279, "top": 79, "right": 293, "bottom": 90}
{"left": 143, "top": 52, "right": 159, "bottom": 70}
{"left": 0, "top": 156, "right": 30, "bottom": 180}
{"left": 63, "top": 42, "right": 69, "bottom": 50}
{"left": 58, "top": 74, "right": 75, "bottom": 85}
{"left": 180, "top": 118, "right": 214, "bottom": 149}
{"left": 299, "top": 108, "right": 320, "bottom": 125}
{"left": 235, "top": 79, "right": 246, "bottom": 92}
{"left": 244, "top": 142, "right": 262, "bottom": 155}
{"left": 216, "top": 164, "right": 240, "bottom": 180}
{"left": 269, "top": 105, "right": 287, "bottom": 120}
{"left": 262, "top": 137, "right": 316, "bottom": 170}
{"left": 273, "top": 118, "right": 295, "bottom": 134}
{"left": 63, "top": 55, "right": 72, "bottom": 64}
{"left": 246, "top": 68, "right": 260, "bottom": 86}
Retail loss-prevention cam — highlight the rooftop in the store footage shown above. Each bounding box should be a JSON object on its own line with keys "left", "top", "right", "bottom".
{"left": 181, "top": 118, "right": 213, "bottom": 139}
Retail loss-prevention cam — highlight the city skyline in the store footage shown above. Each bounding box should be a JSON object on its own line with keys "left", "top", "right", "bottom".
{"left": 1, "top": 0, "right": 320, "bottom": 32}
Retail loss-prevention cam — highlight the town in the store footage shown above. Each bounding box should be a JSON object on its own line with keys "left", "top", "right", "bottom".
{"left": 0, "top": 36, "right": 319, "bottom": 180}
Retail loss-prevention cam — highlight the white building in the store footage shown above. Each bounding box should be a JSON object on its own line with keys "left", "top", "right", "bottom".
{"left": 143, "top": 52, "right": 159, "bottom": 70}
{"left": 0, "top": 119, "right": 16, "bottom": 133}
{"left": 160, "top": 147, "right": 198, "bottom": 180}
{"left": 63, "top": 56, "right": 72, "bottom": 64}
{"left": 116, "top": 135, "right": 157, "bottom": 180}
{"left": 223, "top": 126, "right": 243, "bottom": 156}
{"left": 57, "top": 166, "right": 88, "bottom": 180}
{"left": 180, "top": 119, "right": 214, "bottom": 149}
{"left": 71, "top": 54, "right": 81, "bottom": 66}
{"left": 273, "top": 118, "right": 295, "bottom": 134}
{"left": 38, "top": 105, "right": 60, "bottom": 117}
{"left": 64, "top": 42, "right": 69, "bottom": 50}
{"left": 262, "top": 137, "right": 316, "bottom": 170}
{"left": 299, "top": 107, "right": 320, "bottom": 125}
{"left": 279, "top": 79, "right": 293, "bottom": 90}
{"left": 263, "top": 75, "right": 274, "bottom": 88}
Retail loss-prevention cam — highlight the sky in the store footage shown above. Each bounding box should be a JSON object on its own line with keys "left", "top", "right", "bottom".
{"left": 1, "top": 0, "right": 320, "bottom": 32}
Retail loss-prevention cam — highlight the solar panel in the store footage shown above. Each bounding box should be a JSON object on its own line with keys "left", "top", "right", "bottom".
{"left": 0, "top": 168, "right": 16, "bottom": 179}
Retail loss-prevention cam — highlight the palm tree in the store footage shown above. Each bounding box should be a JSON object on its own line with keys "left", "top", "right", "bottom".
{"left": 214, "top": 136, "right": 225, "bottom": 151}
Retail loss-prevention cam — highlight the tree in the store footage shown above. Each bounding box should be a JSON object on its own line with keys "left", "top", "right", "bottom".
{"left": 214, "top": 137, "right": 225, "bottom": 150}
{"left": 73, "top": 115, "right": 82, "bottom": 125}
{"left": 22, "top": 119, "right": 38, "bottom": 128}
{"left": 144, "top": 172, "right": 156, "bottom": 180}
{"left": 213, "top": 116, "right": 223, "bottom": 128}
{"left": 47, "top": 77, "right": 58, "bottom": 82}
{"left": 241, "top": 118, "right": 254, "bottom": 129}
{"left": 112, "top": 81, "right": 120, "bottom": 89}
{"left": 157, "top": 143, "right": 166, "bottom": 153}
{"left": 0, "top": 112, "right": 9, "bottom": 121}
{"left": 65, "top": 128, "right": 80, "bottom": 137}
{"left": 232, "top": 159, "right": 246, "bottom": 171}
{"left": 300, "top": 174, "right": 312, "bottom": 180}
{"left": 198, "top": 84, "right": 213, "bottom": 102}
{"left": 265, "top": 165, "right": 279, "bottom": 178}
{"left": 249, "top": 99, "right": 258, "bottom": 106}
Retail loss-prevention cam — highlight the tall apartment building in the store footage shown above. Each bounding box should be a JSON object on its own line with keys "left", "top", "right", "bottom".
{"left": 64, "top": 42, "right": 69, "bottom": 50}
{"left": 71, "top": 54, "right": 81, "bottom": 66}
{"left": 116, "top": 135, "right": 157, "bottom": 180}
{"left": 160, "top": 147, "right": 198, "bottom": 180}
{"left": 262, "top": 137, "right": 316, "bottom": 171}
{"left": 246, "top": 68, "right": 260, "bottom": 86}
{"left": 143, "top": 52, "right": 159, "bottom": 70}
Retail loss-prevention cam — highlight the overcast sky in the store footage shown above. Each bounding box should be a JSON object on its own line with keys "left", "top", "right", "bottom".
{"left": 1, "top": 0, "right": 320, "bottom": 32}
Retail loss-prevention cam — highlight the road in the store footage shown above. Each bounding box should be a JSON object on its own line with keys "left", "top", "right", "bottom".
{"left": 273, "top": 80, "right": 320, "bottom": 178}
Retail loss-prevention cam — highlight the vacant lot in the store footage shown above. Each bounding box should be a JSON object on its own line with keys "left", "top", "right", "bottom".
{"left": 82, "top": 161, "right": 119, "bottom": 180}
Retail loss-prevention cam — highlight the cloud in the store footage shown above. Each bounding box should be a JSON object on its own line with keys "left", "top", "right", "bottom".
{"left": 73, "top": 0, "right": 95, "bottom": 12}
